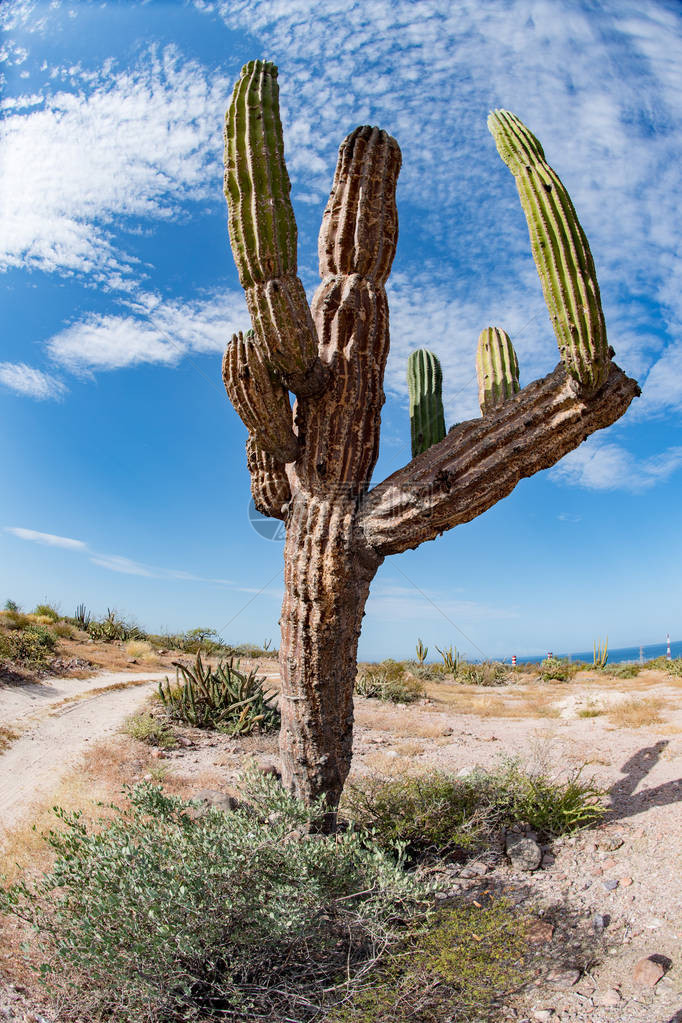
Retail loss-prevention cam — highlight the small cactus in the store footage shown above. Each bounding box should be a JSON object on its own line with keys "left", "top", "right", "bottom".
{"left": 476, "top": 327, "right": 520, "bottom": 414}
{"left": 488, "top": 110, "right": 610, "bottom": 394}
{"left": 415, "top": 638, "right": 428, "bottom": 665}
{"left": 436, "top": 644, "right": 461, "bottom": 674}
{"left": 407, "top": 348, "right": 446, "bottom": 457}
{"left": 593, "top": 636, "right": 608, "bottom": 669}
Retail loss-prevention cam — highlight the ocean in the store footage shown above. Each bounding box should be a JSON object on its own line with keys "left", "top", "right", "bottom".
{"left": 513, "top": 638, "right": 682, "bottom": 666}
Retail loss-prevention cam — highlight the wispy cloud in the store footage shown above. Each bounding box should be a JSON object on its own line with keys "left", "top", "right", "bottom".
{"left": 0, "top": 45, "right": 230, "bottom": 283}
{"left": 0, "top": 362, "right": 66, "bottom": 400}
{"left": 550, "top": 437, "right": 682, "bottom": 492}
{"left": 366, "top": 580, "right": 518, "bottom": 624}
{"left": 4, "top": 524, "right": 235, "bottom": 585}
{"left": 47, "top": 290, "right": 247, "bottom": 374}
{"left": 5, "top": 526, "right": 87, "bottom": 550}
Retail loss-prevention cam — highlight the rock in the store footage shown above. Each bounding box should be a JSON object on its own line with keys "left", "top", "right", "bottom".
{"left": 541, "top": 853, "right": 555, "bottom": 868}
{"left": 532, "top": 1010, "right": 554, "bottom": 1021}
{"left": 176, "top": 736, "right": 193, "bottom": 748}
{"left": 506, "top": 834, "right": 542, "bottom": 872}
{"left": 633, "top": 956, "right": 665, "bottom": 987}
{"left": 597, "top": 988, "right": 622, "bottom": 1006}
{"left": 600, "top": 834, "right": 624, "bottom": 851}
{"left": 602, "top": 857, "right": 618, "bottom": 870}
{"left": 192, "top": 789, "right": 242, "bottom": 813}
{"left": 592, "top": 913, "right": 608, "bottom": 933}
{"left": 259, "top": 762, "right": 281, "bottom": 779}
{"left": 459, "top": 860, "right": 490, "bottom": 878}
{"left": 149, "top": 748, "right": 165, "bottom": 760}
{"left": 620, "top": 876, "right": 633, "bottom": 887}
{"left": 528, "top": 920, "right": 555, "bottom": 944}
{"left": 602, "top": 879, "right": 619, "bottom": 891}
{"left": 546, "top": 967, "right": 580, "bottom": 987}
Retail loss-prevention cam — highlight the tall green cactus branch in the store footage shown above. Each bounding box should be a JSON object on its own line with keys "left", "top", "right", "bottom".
{"left": 407, "top": 348, "right": 446, "bottom": 456}
{"left": 222, "top": 62, "right": 639, "bottom": 814}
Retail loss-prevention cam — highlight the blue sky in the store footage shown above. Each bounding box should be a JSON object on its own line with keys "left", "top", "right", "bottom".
{"left": 1, "top": 0, "right": 681, "bottom": 660}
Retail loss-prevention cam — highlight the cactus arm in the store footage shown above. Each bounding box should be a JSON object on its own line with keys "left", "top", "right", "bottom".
{"left": 246, "top": 435, "right": 290, "bottom": 520}
{"left": 222, "top": 330, "right": 299, "bottom": 463}
{"left": 476, "top": 327, "right": 520, "bottom": 414}
{"left": 224, "top": 61, "right": 325, "bottom": 395}
{"left": 358, "top": 360, "right": 639, "bottom": 557}
{"left": 488, "top": 110, "right": 609, "bottom": 394}
{"left": 407, "top": 349, "right": 447, "bottom": 456}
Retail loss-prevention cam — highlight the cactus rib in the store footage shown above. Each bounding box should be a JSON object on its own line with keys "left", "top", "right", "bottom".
{"left": 488, "top": 109, "right": 609, "bottom": 393}
{"left": 407, "top": 348, "right": 446, "bottom": 457}
{"left": 223, "top": 329, "right": 299, "bottom": 463}
{"left": 476, "top": 327, "right": 520, "bottom": 414}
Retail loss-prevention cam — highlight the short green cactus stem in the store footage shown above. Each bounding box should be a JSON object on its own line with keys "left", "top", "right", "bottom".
{"left": 224, "top": 60, "right": 296, "bottom": 287}
{"left": 476, "top": 327, "right": 520, "bottom": 414}
{"left": 488, "top": 109, "right": 610, "bottom": 394}
{"left": 222, "top": 329, "right": 299, "bottom": 464}
{"left": 407, "top": 348, "right": 446, "bottom": 457}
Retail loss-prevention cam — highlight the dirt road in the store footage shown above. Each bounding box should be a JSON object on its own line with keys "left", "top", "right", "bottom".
{"left": 0, "top": 671, "right": 168, "bottom": 834}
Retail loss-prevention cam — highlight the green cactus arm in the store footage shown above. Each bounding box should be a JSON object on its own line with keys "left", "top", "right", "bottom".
{"left": 224, "top": 61, "right": 322, "bottom": 392}
{"left": 476, "top": 327, "right": 520, "bottom": 414}
{"left": 223, "top": 329, "right": 299, "bottom": 464}
{"left": 488, "top": 110, "right": 609, "bottom": 394}
{"left": 407, "top": 348, "right": 446, "bottom": 457}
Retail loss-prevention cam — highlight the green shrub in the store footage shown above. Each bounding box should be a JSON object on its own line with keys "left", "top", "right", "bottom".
{"left": 666, "top": 658, "right": 682, "bottom": 677}
{"left": 355, "top": 668, "right": 424, "bottom": 704}
{"left": 0, "top": 780, "right": 426, "bottom": 1022}
{"left": 344, "top": 762, "right": 605, "bottom": 864}
{"left": 158, "top": 654, "right": 280, "bottom": 734}
{"left": 2, "top": 610, "right": 32, "bottom": 630}
{"left": 123, "top": 712, "right": 177, "bottom": 749}
{"left": 52, "top": 620, "right": 76, "bottom": 639}
{"left": 538, "top": 657, "right": 578, "bottom": 682}
{"left": 329, "top": 900, "right": 530, "bottom": 1023}
{"left": 3, "top": 599, "right": 19, "bottom": 613}
{"left": 33, "top": 603, "right": 60, "bottom": 622}
{"left": 412, "top": 662, "right": 450, "bottom": 681}
{"left": 455, "top": 661, "right": 510, "bottom": 686}
{"left": 609, "top": 662, "right": 641, "bottom": 679}
{"left": 0, "top": 624, "right": 57, "bottom": 669}
{"left": 88, "top": 609, "right": 144, "bottom": 643}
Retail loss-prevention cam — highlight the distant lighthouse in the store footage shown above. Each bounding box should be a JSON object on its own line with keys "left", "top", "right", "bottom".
{"left": 667, "top": 633, "right": 672, "bottom": 661}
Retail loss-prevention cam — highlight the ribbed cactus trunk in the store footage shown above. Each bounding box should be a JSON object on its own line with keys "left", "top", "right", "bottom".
{"left": 223, "top": 62, "right": 640, "bottom": 813}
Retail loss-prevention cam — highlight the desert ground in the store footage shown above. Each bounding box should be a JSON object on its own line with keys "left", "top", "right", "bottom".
{"left": 1, "top": 644, "right": 681, "bottom": 1023}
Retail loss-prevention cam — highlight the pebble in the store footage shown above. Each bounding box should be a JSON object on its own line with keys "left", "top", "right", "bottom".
{"left": 633, "top": 956, "right": 665, "bottom": 987}
{"left": 602, "top": 879, "right": 619, "bottom": 891}
{"left": 546, "top": 967, "right": 581, "bottom": 987}
{"left": 592, "top": 913, "right": 608, "bottom": 933}
{"left": 597, "top": 988, "right": 622, "bottom": 1006}
{"left": 620, "top": 876, "right": 633, "bottom": 887}
{"left": 532, "top": 1010, "right": 554, "bottom": 1021}
{"left": 459, "top": 860, "right": 490, "bottom": 878}
{"left": 528, "top": 920, "right": 555, "bottom": 944}
{"left": 506, "top": 834, "right": 543, "bottom": 872}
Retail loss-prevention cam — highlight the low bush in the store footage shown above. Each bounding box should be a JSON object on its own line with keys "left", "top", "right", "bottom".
{"left": 123, "top": 712, "right": 177, "bottom": 749}
{"left": 0, "top": 624, "right": 57, "bottom": 669}
{"left": 125, "top": 639, "right": 154, "bottom": 660}
{"left": 344, "top": 761, "right": 605, "bottom": 864}
{"left": 0, "top": 780, "right": 427, "bottom": 1022}
{"left": 33, "top": 603, "right": 60, "bottom": 621}
{"left": 52, "top": 620, "right": 76, "bottom": 639}
{"left": 355, "top": 667, "right": 424, "bottom": 704}
{"left": 609, "top": 662, "right": 641, "bottom": 679}
{"left": 538, "top": 657, "right": 579, "bottom": 682}
{"left": 158, "top": 654, "right": 280, "bottom": 734}
{"left": 455, "top": 661, "right": 511, "bottom": 686}
{"left": 412, "top": 662, "right": 450, "bottom": 681}
{"left": 666, "top": 658, "right": 682, "bottom": 678}
{"left": 329, "top": 899, "right": 530, "bottom": 1023}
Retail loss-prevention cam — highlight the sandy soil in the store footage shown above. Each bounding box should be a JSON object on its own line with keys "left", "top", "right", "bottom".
{"left": 1, "top": 664, "right": 681, "bottom": 1022}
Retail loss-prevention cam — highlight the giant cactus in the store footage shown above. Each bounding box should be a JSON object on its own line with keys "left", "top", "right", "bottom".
{"left": 222, "top": 61, "right": 639, "bottom": 814}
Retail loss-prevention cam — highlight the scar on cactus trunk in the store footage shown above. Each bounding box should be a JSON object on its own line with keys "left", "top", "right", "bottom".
{"left": 223, "top": 61, "right": 640, "bottom": 815}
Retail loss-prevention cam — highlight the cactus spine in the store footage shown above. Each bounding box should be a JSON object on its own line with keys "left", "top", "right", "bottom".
{"left": 407, "top": 348, "right": 446, "bottom": 457}
{"left": 222, "top": 62, "right": 639, "bottom": 814}
{"left": 476, "top": 327, "right": 520, "bottom": 414}
{"left": 488, "top": 110, "right": 610, "bottom": 394}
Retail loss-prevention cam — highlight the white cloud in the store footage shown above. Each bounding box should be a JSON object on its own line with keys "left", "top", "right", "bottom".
{"left": 550, "top": 437, "right": 682, "bottom": 492}
{"left": 366, "top": 580, "right": 518, "bottom": 623}
{"left": 0, "top": 46, "right": 230, "bottom": 281}
{"left": 47, "top": 289, "right": 247, "bottom": 374}
{"left": 4, "top": 526, "right": 87, "bottom": 549}
{"left": 0, "top": 361, "right": 66, "bottom": 399}
{"left": 4, "top": 522, "right": 236, "bottom": 584}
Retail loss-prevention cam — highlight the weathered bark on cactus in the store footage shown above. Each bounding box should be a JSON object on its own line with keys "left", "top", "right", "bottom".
{"left": 222, "top": 62, "right": 639, "bottom": 813}
{"left": 407, "top": 348, "right": 447, "bottom": 457}
{"left": 476, "top": 327, "right": 520, "bottom": 414}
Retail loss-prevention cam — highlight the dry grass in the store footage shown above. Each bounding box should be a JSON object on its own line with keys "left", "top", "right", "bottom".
{"left": 0, "top": 724, "right": 20, "bottom": 753}
{"left": 355, "top": 702, "right": 451, "bottom": 738}
{"left": 395, "top": 740, "right": 426, "bottom": 757}
{"left": 125, "top": 639, "right": 156, "bottom": 661}
{"left": 608, "top": 696, "right": 666, "bottom": 729}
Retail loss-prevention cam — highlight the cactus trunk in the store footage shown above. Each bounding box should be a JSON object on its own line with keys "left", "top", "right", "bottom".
{"left": 223, "top": 62, "right": 639, "bottom": 815}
